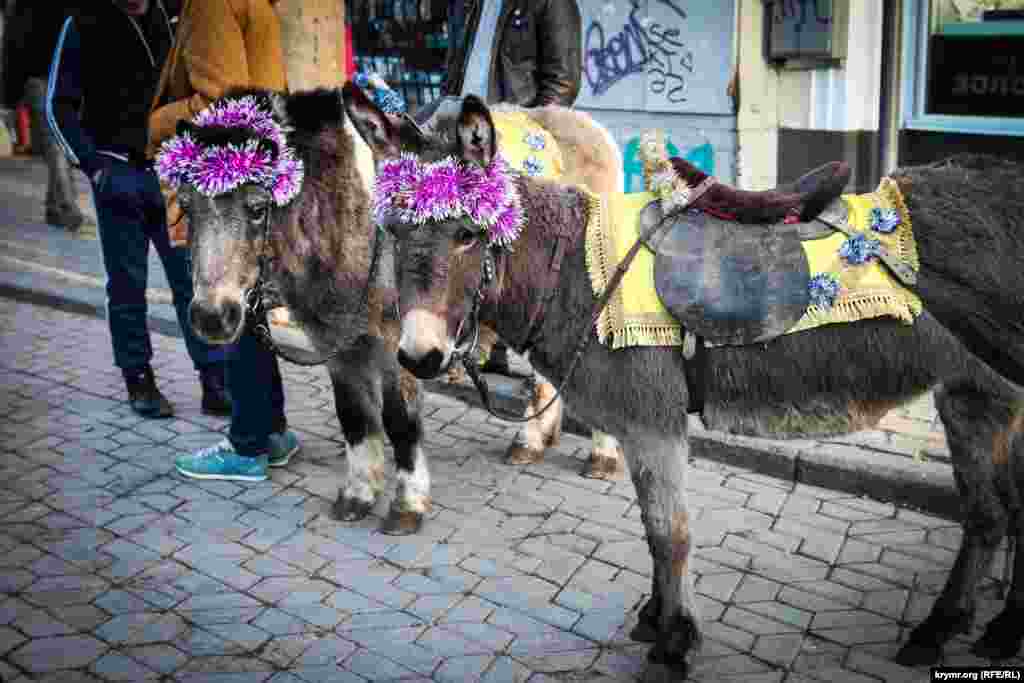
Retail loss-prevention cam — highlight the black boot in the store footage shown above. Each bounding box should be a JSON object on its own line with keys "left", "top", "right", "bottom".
{"left": 199, "top": 365, "right": 232, "bottom": 417}
{"left": 124, "top": 366, "right": 174, "bottom": 418}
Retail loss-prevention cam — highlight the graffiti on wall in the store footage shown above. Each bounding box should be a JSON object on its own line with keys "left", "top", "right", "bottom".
{"left": 622, "top": 135, "right": 715, "bottom": 193}
{"left": 584, "top": 0, "right": 695, "bottom": 103}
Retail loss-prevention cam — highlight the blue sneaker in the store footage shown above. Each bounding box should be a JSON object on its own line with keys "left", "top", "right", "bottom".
{"left": 268, "top": 430, "right": 301, "bottom": 467}
{"left": 175, "top": 439, "right": 268, "bottom": 482}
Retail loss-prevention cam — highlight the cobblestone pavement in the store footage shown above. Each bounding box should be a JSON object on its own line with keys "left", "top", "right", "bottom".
{"left": 1, "top": 298, "right": 1018, "bottom": 682}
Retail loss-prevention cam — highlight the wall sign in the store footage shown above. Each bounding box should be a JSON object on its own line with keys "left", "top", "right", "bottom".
{"left": 927, "top": 35, "right": 1024, "bottom": 118}
{"left": 763, "top": 0, "right": 848, "bottom": 63}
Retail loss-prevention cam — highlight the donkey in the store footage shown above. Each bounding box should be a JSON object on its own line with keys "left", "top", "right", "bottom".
{"left": 349, "top": 94, "right": 1024, "bottom": 679}
{"left": 160, "top": 88, "right": 434, "bottom": 535}
{"left": 346, "top": 85, "right": 628, "bottom": 479}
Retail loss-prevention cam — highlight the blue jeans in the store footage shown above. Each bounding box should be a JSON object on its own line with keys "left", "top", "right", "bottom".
{"left": 226, "top": 320, "right": 287, "bottom": 456}
{"left": 91, "top": 160, "right": 225, "bottom": 373}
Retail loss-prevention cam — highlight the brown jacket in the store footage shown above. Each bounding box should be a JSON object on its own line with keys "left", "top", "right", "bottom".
{"left": 147, "top": 0, "right": 287, "bottom": 156}
{"left": 442, "top": 0, "right": 582, "bottom": 107}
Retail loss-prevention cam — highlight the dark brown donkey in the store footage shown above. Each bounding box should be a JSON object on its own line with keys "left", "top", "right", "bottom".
{"left": 349, "top": 94, "right": 1024, "bottom": 680}
{"left": 172, "top": 89, "right": 430, "bottom": 535}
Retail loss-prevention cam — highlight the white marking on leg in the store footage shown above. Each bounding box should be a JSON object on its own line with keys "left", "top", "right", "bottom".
{"left": 395, "top": 446, "right": 431, "bottom": 513}
{"left": 342, "top": 433, "right": 388, "bottom": 505}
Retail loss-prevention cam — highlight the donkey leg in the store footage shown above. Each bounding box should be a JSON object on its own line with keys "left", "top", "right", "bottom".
{"left": 897, "top": 381, "right": 1013, "bottom": 665}
{"left": 622, "top": 434, "right": 701, "bottom": 681}
{"left": 380, "top": 368, "right": 431, "bottom": 535}
{"left": 329, "top": 368, "right": 388, "bottom": 523}
{"left": 973, "top": 406, "right": 1024, "bottom": 660}
{"left": 582, "top": 431, "right": 625, "bottom": 480}
{"left": 506, "top": 372, "right": 562, "bottom": 465}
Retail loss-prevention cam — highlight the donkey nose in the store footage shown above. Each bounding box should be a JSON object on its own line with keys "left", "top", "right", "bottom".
{"left": 398, "top": 348, "right": 446, "bottom": 379}
{"left": 189, "top": 300, "right": 242, "bottom": 341}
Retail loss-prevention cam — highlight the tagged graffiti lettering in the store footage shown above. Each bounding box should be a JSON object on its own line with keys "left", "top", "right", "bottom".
{"left": 584, "top": 0, "right": 695, "bottom": 103}
{"left": 771, "top": 0, "right": 833, "bottom": 31}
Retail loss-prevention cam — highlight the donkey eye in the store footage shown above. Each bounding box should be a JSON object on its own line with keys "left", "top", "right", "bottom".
{"left": 453, "top": 227, "right": 477, "bottom": 245}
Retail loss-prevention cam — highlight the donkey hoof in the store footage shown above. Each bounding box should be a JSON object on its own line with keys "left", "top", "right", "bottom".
{"left": 332, "top": 494, "right": 374, "bottom": 522}
{"left": 894, "top": 640, "right": 942, "bottom": 667}
{"left": 581, "top": 454, "right": 623, "bottom": 480}
{"left": 446, "top": 363, "right": 467, "bottom": 384}
{"left": 380, "top": 509, "right": 425, "bottom": 536}
{"left": 641, "top": 660, "right": 689, "bottom": 683}
{"left": 629, "top": 621, "right": 659, "bottom": 643}
{"left": 505, "top": 444, "right": 545, "bottom": 465}
{"left": 630, "top": 598, "right": 661, "bottom": 643}
{"left": 972, "top": 614, "right": 1024, "bottom": 660}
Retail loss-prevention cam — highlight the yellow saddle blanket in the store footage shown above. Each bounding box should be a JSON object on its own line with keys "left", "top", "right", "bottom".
{"left": 493, "top": 111, "right": 565, "bottom": 180}
{"left": 584, "top": 178, "right": 924, "bottom": 350}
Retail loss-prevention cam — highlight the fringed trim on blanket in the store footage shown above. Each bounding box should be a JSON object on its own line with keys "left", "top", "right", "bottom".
{"left": 787, "top": 291, "right": 923, "bottom": 336}
{"left": 582, "top": 189, "right": 613, "bottom": 344}
{"left": 877, "top": 176, "right": 919, "bottom": 273}
{"left": 583, "top": 189, "right": 685, "bottom": 349}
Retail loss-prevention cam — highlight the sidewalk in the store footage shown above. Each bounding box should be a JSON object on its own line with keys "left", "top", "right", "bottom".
{"left": 0, "top": 155, "right": 958, "bottom": 520}
{"left": 1, "top": 295, "right": 1016, "bottom": 683}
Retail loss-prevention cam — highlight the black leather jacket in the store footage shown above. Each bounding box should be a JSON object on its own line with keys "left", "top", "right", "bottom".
{"left": 442, "top": 0, "right": 582, "bottom": 107}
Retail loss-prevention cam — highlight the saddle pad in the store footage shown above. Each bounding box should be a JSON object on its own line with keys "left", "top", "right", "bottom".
{"left": 585, "top": 190, "right": 685, "bottom": 349}
{"left": 492, "top": 111, "right": 564, "bottom": 180}
{"left": 584, "top": 179, "right": 923, "bottom": 350}
{"left": 653, "top": 210, "right": 811, "bottom": 346}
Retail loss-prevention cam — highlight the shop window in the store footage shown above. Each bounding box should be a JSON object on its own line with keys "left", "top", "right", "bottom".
{"left": 349, "top": 0, "right": 448, "bottom": 112}
{"left": 903, "top": 0, "right": 1024, "bottom": 134}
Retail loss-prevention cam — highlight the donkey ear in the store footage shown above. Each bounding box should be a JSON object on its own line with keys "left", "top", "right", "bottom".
{"left": 456, "top": 96, "right": 497, "bottom": 167}
{"left": 342, "top": 81, "right": 400, "bottom": 159}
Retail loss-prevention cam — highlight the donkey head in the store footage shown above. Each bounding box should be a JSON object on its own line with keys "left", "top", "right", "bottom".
{"left": 158, "top": 88, "right": 355, "bottom": 344}
{"left": 344, "top": 90, "right": 517, "bottom": 379}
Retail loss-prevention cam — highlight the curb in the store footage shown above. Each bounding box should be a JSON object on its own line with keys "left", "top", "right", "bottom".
{"left": 0, "top": 276, "right": 959, "bottom": 522}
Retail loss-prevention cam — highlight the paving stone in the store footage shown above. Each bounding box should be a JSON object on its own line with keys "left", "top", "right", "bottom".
{"left": 722, "top": 606, "right": 805, "bottom": 635}
{"left": 344, "top": 648, "right": 419, "bottom": 680}
{"left": 10, "top": 634, "right": 109, "bottom": 672}
{"left": 0, "top": 625, "right": 26, "bottom": 655}
{"left": 91, "top": 651, "right": 161, "bottom": 680}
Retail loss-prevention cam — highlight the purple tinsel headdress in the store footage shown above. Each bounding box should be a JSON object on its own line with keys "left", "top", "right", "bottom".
{"left": 373, "top": 153, "right": 524, "bottom": 248}
{"left": 155, "top": 96, "right": 304, "bottom": 206}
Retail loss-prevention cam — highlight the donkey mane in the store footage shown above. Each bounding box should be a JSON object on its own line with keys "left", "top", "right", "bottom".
{"left": 238, "top": 88, "right": 373, "bottom": 295}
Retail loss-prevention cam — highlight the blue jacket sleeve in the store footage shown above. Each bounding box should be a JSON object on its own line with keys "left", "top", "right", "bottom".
{"left": 45, "top": 16, "right": 103, "bottom": 177}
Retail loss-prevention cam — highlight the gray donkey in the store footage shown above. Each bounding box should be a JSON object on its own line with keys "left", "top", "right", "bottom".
{"left": 170, "top": 88, "right": 430, "bottom": 535}
{"left": 347, "top": 93, "right": 1024, "bottom": 680}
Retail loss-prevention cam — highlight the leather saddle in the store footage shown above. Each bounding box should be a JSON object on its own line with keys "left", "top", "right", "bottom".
{"left": 646, "top": 160, "right": 852, "bottom": 346}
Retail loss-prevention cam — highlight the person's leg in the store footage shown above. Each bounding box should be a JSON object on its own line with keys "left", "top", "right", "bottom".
{"left": 91, "top": 161, "right": 172, "bottom": 417}
{"left": 140, "top": 170, "right": 231, "bottom": 415}
{"left": 175, "top": 321, "right": 291, "bottom": 481}
{"left": 24, "top": 77, "right": 83, "bottom": 229}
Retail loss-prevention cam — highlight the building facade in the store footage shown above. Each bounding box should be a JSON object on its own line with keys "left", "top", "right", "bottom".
{"left": 349, "top": 0, "right": 740, "bottom": 188}
{"left": 737, "top": 0, "right": 1023, "bottom": 193}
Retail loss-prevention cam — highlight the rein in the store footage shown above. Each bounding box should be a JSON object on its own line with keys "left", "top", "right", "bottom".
{"left": 245, "top": 211, "right": 384, "bottom": 367}
{"left": 455, "top": 177, "right": 718, "bottom": 423}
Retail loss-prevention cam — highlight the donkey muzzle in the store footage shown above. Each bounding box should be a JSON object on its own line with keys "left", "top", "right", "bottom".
{"left": 189, "top": 298, "right": 243, "bottom": 344}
